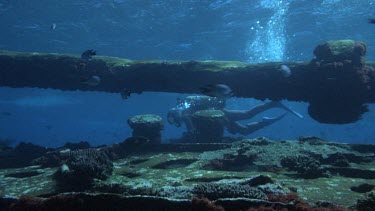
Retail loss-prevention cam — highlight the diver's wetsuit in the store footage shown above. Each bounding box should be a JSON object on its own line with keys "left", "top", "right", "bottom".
{"left": 167, "top": 96, "right": 225, "bottom": 132}
{"left": 167, "top": 96, "right": 288, "bottom": 136}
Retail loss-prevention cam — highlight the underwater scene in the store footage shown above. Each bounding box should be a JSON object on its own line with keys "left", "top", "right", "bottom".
{"left": 1, "top": 0, "right": 375, "bottom": 210}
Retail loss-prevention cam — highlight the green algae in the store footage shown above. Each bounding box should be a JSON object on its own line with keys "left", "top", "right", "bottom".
{"left": 0, "top": 166, "right": 55, "bottom": 197}
{"left": 129, "top": 114, "right": 163, "bottom": 124}
{"left": 1, "top": 138, "right": 375, "bottom": 208}
{"left": 327, "top": 39, "right": 355, "bottom": 56}
{"left": 0, "top": 50, "right": 247, "bottom": 72}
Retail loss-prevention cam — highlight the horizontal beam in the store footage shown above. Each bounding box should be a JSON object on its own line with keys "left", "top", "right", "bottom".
{"left": 0, "top": 51, "right": 307, "bottom": 99}
{"left": 0, "top": 40, "right": 374, "bottom": 124}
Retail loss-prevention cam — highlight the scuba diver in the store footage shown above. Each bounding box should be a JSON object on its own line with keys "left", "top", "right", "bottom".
{"left": 167, "top": 95, "right": 303, "bottom": 137}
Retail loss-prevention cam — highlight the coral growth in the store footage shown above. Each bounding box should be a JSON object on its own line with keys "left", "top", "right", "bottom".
{"left": 298, "top": 136, "right": 328, "bottom": 145}
{"left": 0, "top": 142, "right": 48, "bottom": 169}
{"left": 53, "top": 149, "right": 113, "bottom": 191}
{"left": 31, "top": 151, "right": 62, "bottom": 168}
{"left": 192, "top": 182, "right": 267, "bottom": 200}
{"left": 203, "top": 152, "right": 257, "bottom": 171}
{"left": 266, "top": 192, "right": 348, "bottom": 211}
{"left": 325, "top": 153, "right": 350, "bottom": 167}
{"left": 308, "top": 40, "right": 372, "bottom": 124}
{"left": 350, "top": 183, "right": 375, "bottom": 193}
{"left": 357, "top": 190, "right": 375, "bottom": 210}
{"left": 280, "top": 155, "right": 329, "bottom": 179}
{"left": 2, "top": 192, "right": 351, "bottom": 211}
{"left": 31, "top": 141, "right": 93, "bottom": 168}
{"left": 267, "top": 192, "right": 299, "bottom": 203}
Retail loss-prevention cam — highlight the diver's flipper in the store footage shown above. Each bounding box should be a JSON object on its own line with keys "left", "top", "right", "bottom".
{"left": 273, "top": 101, "right": 303, "bottom": 118}
{"left": 289, "top": 109, "right": 303, "bottom": 118}
{"left": 261, "top": 112, "right": 287, "bottom": 124}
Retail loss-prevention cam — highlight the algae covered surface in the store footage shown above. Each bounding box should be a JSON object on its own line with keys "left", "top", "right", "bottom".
{"left": 1, "top": 137, "right": 374, "bottom": 208}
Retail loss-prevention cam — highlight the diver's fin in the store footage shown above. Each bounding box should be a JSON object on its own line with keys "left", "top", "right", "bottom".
{"left": 289, "top": 109, "right": 303, "bottom": 118}
{"left": 273, "top": 101, "right": 303, "bottom": 118}
{"left": 262, "top": 112, "right": 287, "bottom": 124}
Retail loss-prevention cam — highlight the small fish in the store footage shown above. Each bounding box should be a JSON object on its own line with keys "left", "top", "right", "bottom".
{"left": 50, "top": 23, "right": 57, "bottom": 30}
{"left": 60, "top": 164, "right": 70, "bottom": 173}
{"left": 80, "top": 75, "right": 101, "bottom": 86}
{"left": 200, "top": 84, "right": 233, "bottom": 98}
{"left": 279, "top": 64, "right": 292, "bottom": 78}
{"left": 368, "top": 18, "right": 375, "bottom": 24}
{"left": 81, "top": 50, "right": 96, "bottom": 60}
{"left": 120, "top": 88, "right": 131, "bottom": 99}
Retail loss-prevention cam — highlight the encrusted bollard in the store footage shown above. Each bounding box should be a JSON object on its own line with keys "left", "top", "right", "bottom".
{"left": 191, "top": 109, "right": 225, "bottom": 143}
{"left": 313, "top": 39, "right": 366, "bottom": 67}
{"left": 127, "top": 114, "right": 163, "bottom": 144}
{"left": 308, "top": 40, "right": 371, "bottom": 124}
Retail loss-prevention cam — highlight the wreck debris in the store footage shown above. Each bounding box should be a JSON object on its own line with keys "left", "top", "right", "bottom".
{"left": 0, "top": 40, "right": 374, "bottom": 123}
{"left": 191, "top": 109, "right": 226, "bottom": 143}
{"left": 127, "top": 114, "right": 163, "bottom": 144}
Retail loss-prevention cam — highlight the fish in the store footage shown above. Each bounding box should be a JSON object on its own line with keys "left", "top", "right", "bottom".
{"left": 81, "top": 50, "right": 96, "bottom": 60}
{"left": 200, "top": 84, "right": 233, "bottom": 98}
{"left": 50, "top": 23, "right": 57, "bottom": 30}
{"left": 80, "top": 75, "right": 101, "bottom": 86}
{"left": 369, "top": 18, "right": 375, "bottom": 24}
{"left": 279, "top": 64, "right": 292, "bottom": 78}
{"left": 120, "top": 88, "right": 131, "bottom": 100}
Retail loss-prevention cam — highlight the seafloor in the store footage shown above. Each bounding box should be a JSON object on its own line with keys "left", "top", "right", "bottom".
{"left": 1, "top": 137, "right": 375, "bottom": 210}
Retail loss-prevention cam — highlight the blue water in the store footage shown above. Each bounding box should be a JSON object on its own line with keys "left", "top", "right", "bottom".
{"left": 0, "top": 0, "right": 375, "bottom": 147}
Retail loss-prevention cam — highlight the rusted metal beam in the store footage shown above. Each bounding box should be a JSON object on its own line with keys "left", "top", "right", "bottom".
{"left": 0, "top": 51, "right": 305, "bottom": 98}
{"left": 0, "top": 40, "right": 374, "bottom": 124}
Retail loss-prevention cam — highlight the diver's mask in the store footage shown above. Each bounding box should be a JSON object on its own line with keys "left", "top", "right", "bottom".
{"left": 167, "top": 108, "right": 182, "bottom": 127}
